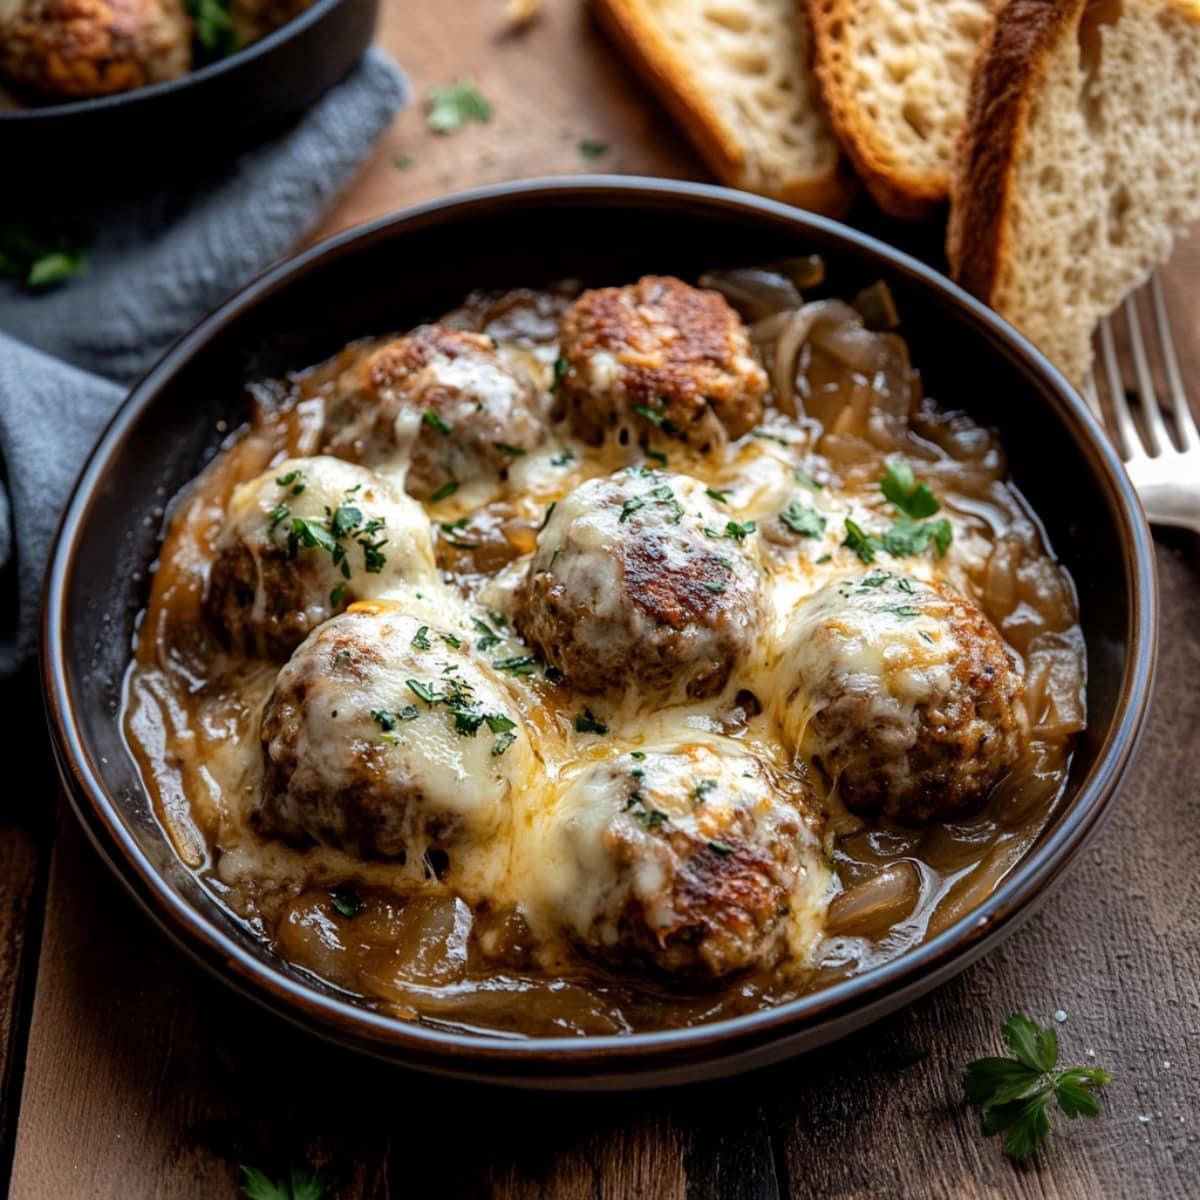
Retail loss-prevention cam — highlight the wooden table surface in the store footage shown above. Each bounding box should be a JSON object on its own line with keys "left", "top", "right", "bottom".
{"left": 4, "top": 3, "right": 1199, "bottom": 1196}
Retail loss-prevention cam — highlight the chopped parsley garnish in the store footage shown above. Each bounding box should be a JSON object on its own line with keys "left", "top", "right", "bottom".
{"left": 795, "top": 471, "right": 822, "bottom": 490}
{"left": 240, "top": 1162, "right": 335, "bottom": 1200}
{"left": 189, "top": 0, "right": 237, "bottom": 55}
{"left": 842, "top": 518, "right": 883, "bottom": 565}
{"left": 888, "top": 605, "right": 922, "bottom": 618}
{"left": 964, "top": 1014, "right": 1112, "bottom": 1162}
{"left": 578, "top": 139, "right": 610, "bottom": 158}
{"left": 494, "top": 442, "right": 526, "bottom": 457}
{"left": 693, "top": 779, "right": 717, "bottom": 801}
{"left": 453, "top": 709, "right": 485, "bottom": 736}
{"left": 781, "top": 500, "right": 827, "bottom": 538}
{"left": 630, "top": 750, "right": 646, "bottom": 761}
{"left": 370, "top": 709, "right": 398, "bottom": 732}
{"left": 816, "top": 553, "right": 832, "bottom": 563}
{"left": 441, "top": 633, "right": 462, "bottom": 648}
{"left": 706, "top": 487, "right": 729, "bottom": 503}
{"left": 426, "top": 78, "right": 492, "bottom": 134}
{"left": 0, "top": 222, "right": 93, "bottom": 290}
{"left": 645, "top": 448, "right": 668, "bottom": 466}
{"left": 393, "top": 152, "right": 414, "bottom": 170}
{"left": 883, "top": 516, "right": 953, "bottom": 558}
{"left": 329, "top": 584, "right": 345, "bottom": 608}
{"left": 619, "top": 497, "right": 645, "bottom": 523}
{"left": 750, "top": 427, "right": 788, "bottom": 445}
{"left": 330, "top": 886, "right": 365, "bottom": 919}
{"left": 632, "top": 404, "right": 665, "bottom": 427}
{"left": 539, "top": 501, "right": 557, "bottom": 531}
{"left": 492, "top": 730, "right": 517, "bottom": 756}
{"left": 472, "top": 617, "right": 503, "bottom": 651}
{"left": 493, "top": 655, "right": 539, "bottom": 676}
{"left": 486, "top": 714, "right": 516, "bottom": 733}
{"left": 423, "top": 409, "right": 453, "bottom": 436}
{"left": 636, "top": 809, "right": 668, "bottom": 830}
{"left": 268, "top": 504, "right": 290, "bottom": 534}
{"left": 430, "top": 481, "right": 459, "bottom": 503}
{"left": 550, "top": 447, "right": 574, "bottom": 466}
{"left": 723, "top": 519, "right": 756, "bottom": 541}
{"left": 550, "top": 355, "right": 569, "bottom": 393}
{"left": 276, "top": 469, "right": 306, "bottom": 494}
{"left": 707, "top": 840, "right": 735, "bottom": 856}
{"left": 410, "top": 626, "right": 432, "bottom": 650}
{"left": 703, "top": 581, "right": 726, "bottom": 594}
{"left": 406, "top": 679, "right": 442, "bottom": 705}
{"left": 574, "top": 709, "right": 608, "bottom": 735}
{"left": 881, "top": 458, "right": 940, "bottom": 519}
{"left": 329, "top": 505, "right": 362, "bottom": 539}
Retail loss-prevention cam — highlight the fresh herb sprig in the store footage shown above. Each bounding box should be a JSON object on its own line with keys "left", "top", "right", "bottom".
{"left": 0, "top": 223, "right": 92, "bottom": 289}
{"left": 240, "top": 1163, "right": 334, "bottom": 1200}
{"left": 426, "top": 79, "right": 492, "bottom": 134}
{"left": 964, "top": 1014, "right": 1112, "bottom": 1162}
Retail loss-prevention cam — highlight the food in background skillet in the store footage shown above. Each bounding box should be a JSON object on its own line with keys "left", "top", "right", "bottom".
{"left": 123, "top": 267, "right": 1087, "bottom": 1036}
{"left": 0, "top": 0, "right": 314, "bottom": 100}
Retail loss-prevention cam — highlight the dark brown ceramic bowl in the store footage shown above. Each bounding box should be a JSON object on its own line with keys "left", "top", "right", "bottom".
{"left": 41, "top": 179, "right": 1158, "bottom": 1089}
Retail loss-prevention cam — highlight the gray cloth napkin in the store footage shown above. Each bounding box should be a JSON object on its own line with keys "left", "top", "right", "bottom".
{"left": 0, "top": 48, "right": 408, "bottom": 673}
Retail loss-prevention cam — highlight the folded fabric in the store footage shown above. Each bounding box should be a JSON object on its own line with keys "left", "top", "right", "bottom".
{"left": 0, "top": 49, "right": 408, "bottom": 674}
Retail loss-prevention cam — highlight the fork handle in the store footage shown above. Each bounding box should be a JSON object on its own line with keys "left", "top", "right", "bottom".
{"left": 1137, "top": 483, "right": 1200, "bottom": 534}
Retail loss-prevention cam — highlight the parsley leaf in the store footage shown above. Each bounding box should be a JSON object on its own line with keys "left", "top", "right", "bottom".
{"left": 0, "top": 223, "right": 93, "bottom": 290}
{"left": 240, "top": 1163, "right": 335, "bottom": 1200}
{"left": 550, "top": 355, "right": 569, "bottom": 394}
{"left": 882, "top": 516, "right": 953, "bottom": 559}
{"left": 574, "top": 709, "right": 608, "bottom": 734}
{"left": 881, "top": 458, "right": 940, "bottom": 519}
{"left": 423, "top": 409, "right": 453, "bottom": 436}
{"left": 842, "top": 518, "right": 883, "bottom": 564}
{"left": 724, "top": 519, "right": 756, "bottom": 541}
{"left": 426, "top": 79, "right": 492, "bottom": 134}
{"left": 780, "top": 500, "right": 826, "bottom": 538}
{"left": 189, "top": 0, "right": 237, "bottom": 55}
{"left": 964, "top": 1014, "right": 1112, "bottom": 1162}
{"left": 579, "top": 139, "right": 610, "bottom": 158}
{"left": 329, "top": 886, "right": 365, "bottom": 919}
{"left": 430, "top": 481, "right": 459, "bottom": 503}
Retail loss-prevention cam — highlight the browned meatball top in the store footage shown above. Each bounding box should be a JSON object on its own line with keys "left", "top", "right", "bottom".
{"left": 516, "top": 469, "right": 767, "bottom": 700}
{"left": 530, "top": 741, "right": 823, "bottom": 979}
{"left": 776, "top": 571, "right": 1025, "bottom": 822}
{"left": 0, "top": 0, "right": 191, "bottom": 98}
{"left": 322, "top": 325, "right": 546, "bottom": 501}
{"left": 556, "top": 275, "right": 768, "bottom": 452}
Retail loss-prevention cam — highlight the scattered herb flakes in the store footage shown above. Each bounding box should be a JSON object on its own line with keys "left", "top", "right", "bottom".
{"left": 426, "top": 78, "right": 493, "bottom": 134}
{"left": 636, "top": 808, "right": 669, "bottom": 830}
{"left": 888, "top": 605, "right": 922, "bottom": 618}
{"left": 0, "top": 223, "right": 93, "bottom": 290}
{"left": 630, "top": 750, "right": 646, "bottom": 761}
{"left": 330, "top": 886, "right": 365, "bottom": 919}
{"left": 441, "top": 632, "right": 462, "bottom": 649}
{"left": 964, "top": 1014, "right": 1112, "bottom": 1162}
{"left": 189, "top": 0, "right": 237, "bottom": 55}
{"left": 619, "top": 496, "right": 645, "bottom": 523}
{"left": 645, "top": 448, "right": 668, "bottom": 466}
{"left": 880, "top": 458, "right": 940, "bottom": 519}
{"left": 276, "top": 469, "right": 306, "bottom": 494}
{"left": 724, "top": 519, "right": 756, "bottom": 541}
{"left": 816, "top": 553, "right": 832, "bottom": 563}
{"left": 486, "top": 714, "right": 516, "bottom": 733}
{"left": 706, "top": 487, "right": 730, "bottom": 503}
{"left": 750, "top": 427, "right": 788, "bottom": 445}
{"left": 423, "top": 409, "right": 453, "bottom": 436}
{"left": 550, "top": 355, "right": 569, "bottom": 394}
{"left": 329, "top": 584, "right": 345, "bottom": 608}
{"left": 883, "top": 516, "right": 953, "bottom": 559}
{"left": 707, "top": 839, "right": 735, "bottom": 856}
{"left": 575, "top": 709, "right": 608, "bottom": 735}
{"left": 268, "top": 504, "right": 291, "bottom": 534}
{"left": 703, "top": 581, "right": 726, "bottom": 594}
{"left": 406, "top": 679, "right": 443, "bottom": 705}
{"left": 842, "top": 517, "right": 883, "bottom": 565}
{"left": 493, "top": 654, "right": 539, "bottom": 676}
{"left": 781, "top": 500, "right": 826, "bottom": 538}
{"left": 472, "top": 617, "right": 503, "bottom": 651}
{"left": 632, "top": 403, "right": 665, "bottom": 427}
{"left": 393, "top": 152, "right": 414, "bottom": 170}
{"left": 539, "top": 501, "right": 557, "bottom": 531}
{"left": 794, "top": 471, "right": 821, "bottom": 490}
{"left": 578, "top": 138, "right": 610, "bottom": 158}
{"left": 550, "top": 447, "right": 575, "bottom": 466}
{"left": 430, "top": 481, "right": 459, "bottom": 503}
{"left": 494, "top": 442, "right": 526, "bottom": 457}
{"left": 492, "top": 730, "right": 518, "bottom": 756}
{"left": 693, "top": 779, "right": 717, "bottom": 801}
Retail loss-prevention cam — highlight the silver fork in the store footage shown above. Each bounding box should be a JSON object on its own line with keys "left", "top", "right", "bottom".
{"left": 1084, "top": 272, "right": 1200, "bottom": 533}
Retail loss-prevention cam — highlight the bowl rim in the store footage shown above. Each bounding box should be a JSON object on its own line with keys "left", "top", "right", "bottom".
{"left": 0, "top": 0, "right": 346, "bottom": 122}
{"left": 41, "top": 176, "right": 1159, "bottom": 1071}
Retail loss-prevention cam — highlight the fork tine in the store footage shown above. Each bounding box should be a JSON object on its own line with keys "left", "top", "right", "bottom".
{"left": 1124, "top": 293, "right": 1174, "bottom": 456}
{"left": 1100, "top": 316, "right": 1147, "bottom": 461}
{"left": 1082, "top": 371, "right": 1105, "bottom": 422}
{"left": 1150, "top": 272, "right": 1200, "bottom": 451}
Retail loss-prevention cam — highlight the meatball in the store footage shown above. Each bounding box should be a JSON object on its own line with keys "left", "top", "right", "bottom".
{"left": 0, "top": 0, "right": 190, "bottom": 99}
{"left": 530, "top": 740, "right": 823, "bottom": 979}
{"left": 516, "top": 469, "right": 766, "bottom": 699}
{"left": 206, "top": 456, "right": 438, "bottom": 658}
{"left": 775, "top": 570, "right": 1024, "bottom": 821}
{"left": 323, "top": 325, "right": 546, "bottom": 501}
{"left": 555, "top": 275, "right": 768, "bottom": 452}
{"left": 259, "top": 607, "right": 530, "bottom": 860}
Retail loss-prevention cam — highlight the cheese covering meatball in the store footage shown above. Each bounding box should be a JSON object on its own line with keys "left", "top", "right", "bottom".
{"left": 259, "top": 607, "right": 530, "bottom": 860}
{"left": 516, "top": 469, "right": 766, "bottom": 699}
{"left": 555, "top": 275, "right": 768, "bottom": 452}
{"left": 322, "top": 325, "right": 546, "bottom": 501}
{"left": 776, "top": 571, "right": 1024, "bottom": 821}
{"left": 0, "top": 0, "right": 190, "bottom": 98}
{"left": 530, "top": 740, "right": 823, "bottom": 979}
{"left": 206, "top": 457, "right": 437, "bottom": 658}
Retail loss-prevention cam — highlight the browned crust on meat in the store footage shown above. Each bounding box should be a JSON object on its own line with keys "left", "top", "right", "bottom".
{"left": 587, "top": 0, "right": 856, "bottom": 215}
{"left": 946, "top": 0, "right": 1088, "bottom": 303}
{"left": 805, "top": 0, "right": 949, "bottom": 219}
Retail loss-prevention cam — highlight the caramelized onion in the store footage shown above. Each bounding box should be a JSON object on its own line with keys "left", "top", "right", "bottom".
{"left": 698, "top": 268, "right": 802, "bottom": 321}
{"left": 826, "top": 861, "right": 921, "bottom": 938}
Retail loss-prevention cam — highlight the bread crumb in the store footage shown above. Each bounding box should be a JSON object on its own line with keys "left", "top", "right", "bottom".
{"left": 504, "top": 0, "right": 541, "bottom": 29}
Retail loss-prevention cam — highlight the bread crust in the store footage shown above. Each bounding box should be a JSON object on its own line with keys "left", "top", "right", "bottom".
{"left": 946, "top": 0, "right": 1088, "bottom": 304}
{"left": 589, "top": 0, "right": 855, "bottom": 216}
{"left": 806, "top": 0, "right": 950, "bottom": 219}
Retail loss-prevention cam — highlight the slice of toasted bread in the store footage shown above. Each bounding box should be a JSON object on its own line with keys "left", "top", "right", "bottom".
{"left": 806, "top": 0, "right": 992, "bottom": 218}
{"left": 589, "top": 0, "right": 854, "bottom": 215}
{"left": 948, "top": 0, "right": 1200, "bottom": 385}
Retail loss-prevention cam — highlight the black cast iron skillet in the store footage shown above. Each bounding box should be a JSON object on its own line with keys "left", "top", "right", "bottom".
{"left": 0, "top": 0, "right": 378, "bottom": 185}
{"left": 41, "top": 178, "right": 1158, "bottom": 1089}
